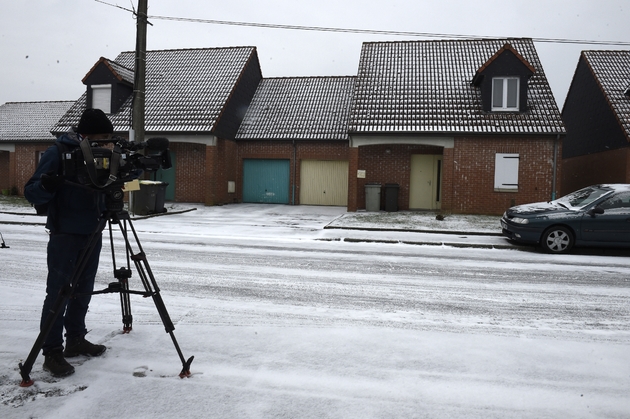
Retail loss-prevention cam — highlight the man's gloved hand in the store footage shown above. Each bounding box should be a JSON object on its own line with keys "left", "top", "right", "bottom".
{"left": 40, "top": 172, "right": 65, "bottom": 193}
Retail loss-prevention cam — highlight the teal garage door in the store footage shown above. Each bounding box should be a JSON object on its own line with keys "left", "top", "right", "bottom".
{"left": 242, "top": 159, "right": 290, "bottom": 204}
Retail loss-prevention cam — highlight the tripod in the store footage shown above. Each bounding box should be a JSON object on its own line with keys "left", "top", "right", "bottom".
{"left": 19, "top": 188, "right": 193, "bottom": 387}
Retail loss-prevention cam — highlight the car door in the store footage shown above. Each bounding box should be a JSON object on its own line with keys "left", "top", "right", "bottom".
{"left": 580, "top": 191, "right": 630, "bottom": 244}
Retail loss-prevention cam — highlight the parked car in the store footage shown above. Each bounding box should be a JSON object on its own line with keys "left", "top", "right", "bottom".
{"left": 501, "top": 184, "right": 630, "bottom": 253}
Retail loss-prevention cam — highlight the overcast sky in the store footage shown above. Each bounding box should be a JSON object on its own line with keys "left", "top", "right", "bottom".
{"left": 1, "top": 0, "right": 628, "bottom": 108}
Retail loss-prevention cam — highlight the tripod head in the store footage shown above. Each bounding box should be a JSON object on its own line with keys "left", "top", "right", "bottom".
{"left": 103, "top": 185, "right": 126, "bottom": 213}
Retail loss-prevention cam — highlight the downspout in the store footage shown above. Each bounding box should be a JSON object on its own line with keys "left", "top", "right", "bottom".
{"left": 292, "top": 139, "right": 297, "bottom": 205}
{"left": 552, "top": 134, "right": 559, "bottom": 200}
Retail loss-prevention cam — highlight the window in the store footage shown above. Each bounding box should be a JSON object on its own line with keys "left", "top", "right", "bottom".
{"left": 91, "top": 84, "right": 112, "bottom": 114}
{"left": 492, "top": 77, "right": 519, "bottom": 111}
{"left": 494, "top": 153, "right": 519, "bottom": 191}
{"left": 599, "top": 192, "right": 630, "bottom": 211}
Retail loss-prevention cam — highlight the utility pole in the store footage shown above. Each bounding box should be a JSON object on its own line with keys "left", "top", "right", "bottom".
{"left": 132, "top": 0, "right": 148, "bottom": 143}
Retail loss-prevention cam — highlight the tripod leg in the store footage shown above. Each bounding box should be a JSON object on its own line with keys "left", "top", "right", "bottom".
{"left": 119, "top": 277, "right": 133, "bottom": 333}
{"left": 18, "top": 223, "right": 105, "bottom": 387}
{"left": 116, "top": 213, "right": 194, "bottom": 378}
{"left": 109, "top": 220, "right": 133, "bottom": 332}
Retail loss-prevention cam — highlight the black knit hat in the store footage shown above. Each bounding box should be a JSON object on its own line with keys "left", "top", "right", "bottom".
{"left": 77, "top": 108, "right": 114, "bottom": 135}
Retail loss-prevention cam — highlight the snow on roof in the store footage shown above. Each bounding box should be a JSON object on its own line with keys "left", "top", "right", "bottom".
{"left": 54, "top": 47, "right": 260, "bottom": 134}
{"left": 236, "top": 76, "right": 356, "bottom": 141}
{"left": 582, "top": 50, "right": 630, "bottom": 139}
{"left": 0, "top": 101, "right": 74, "bottom": 142}
{"left": 349, "top": 38, "right": 566, "bottom": 135}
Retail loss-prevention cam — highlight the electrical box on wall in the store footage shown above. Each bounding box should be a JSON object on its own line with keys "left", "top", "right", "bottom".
{"left": 228, "top": 181, "right": 236, "bottom": 194}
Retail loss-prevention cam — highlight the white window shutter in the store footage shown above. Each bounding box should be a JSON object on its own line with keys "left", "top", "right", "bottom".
{"left": 91, "top": 85, "right": 112, "bottom": 114}
{"left": 494, "top": 153, "right": 519, "bottom": 191}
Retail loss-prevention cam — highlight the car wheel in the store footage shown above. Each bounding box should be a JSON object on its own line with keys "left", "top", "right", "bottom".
{"left": 541, "top": 226, "right": 574, "bottom": 254}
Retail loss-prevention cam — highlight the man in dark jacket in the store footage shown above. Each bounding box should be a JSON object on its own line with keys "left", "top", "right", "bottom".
{"left": 24, "top": 108, "right": 113, "bottom": 377}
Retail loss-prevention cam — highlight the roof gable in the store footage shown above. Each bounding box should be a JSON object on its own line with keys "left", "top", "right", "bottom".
{"left": 236, "top": 76, "right": 356, "bottom": 141}
{"left": 582, "top": 50, "right": 630, "bottom": 139}
{"left": 472, "top": 43, "right": 535, "bottom": 85}
{"left": 54, "top": 47, "right": 262, "bottom": 135}
{"left": 82, "top": 57, "right": 134, "bottom": 85}
{"left": 349, "top": 38, "right": 565, "bottom": 135}
{"left": 0, "top": 101, "right": 74, "bottom": 142}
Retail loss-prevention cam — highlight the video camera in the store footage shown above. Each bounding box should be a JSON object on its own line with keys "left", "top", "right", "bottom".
{"left": 62, "top": 136, "right": 172, "bottom": 189}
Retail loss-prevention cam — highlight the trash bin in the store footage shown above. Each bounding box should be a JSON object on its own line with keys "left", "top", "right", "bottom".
{"left": 133, "top": 181, "right": 169, "bottom": 215}
{"left": 365, "top": 183, "right": 381, "bottom": 212}
{"left": 384, "top": 183, "right": 399, "bottom": 212}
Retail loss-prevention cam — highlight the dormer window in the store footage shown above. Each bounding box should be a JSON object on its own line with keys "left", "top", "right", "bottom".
{"left": 91, "top": 84, "right": 112, "bottom": 114}
{"left": 492, "top": 77, "right": 520, "bottom": 111}
{"left": 82, "top": 57, "right": 134, "bottom": 115}
{"left": 472, "top": 44, "right": 534, "bottom": 113}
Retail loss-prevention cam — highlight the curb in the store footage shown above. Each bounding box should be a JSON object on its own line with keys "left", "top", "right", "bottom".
{"left": 317, "top": 236, "right": 525, "bottom": 251}
{"left": 323, "top": 225, "right": 502, "bottom": 237}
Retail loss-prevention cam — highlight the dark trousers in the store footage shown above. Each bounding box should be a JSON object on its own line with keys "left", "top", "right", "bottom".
{"left": 41, "top": 233, "right": 102, "bottom": 355}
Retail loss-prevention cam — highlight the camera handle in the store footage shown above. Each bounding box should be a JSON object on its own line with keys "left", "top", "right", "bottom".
{"left": 18, "top": 192, "right": 193, "bottom": 387}
{"left": 79, "top": 139, "right": 122, "bottom": 188}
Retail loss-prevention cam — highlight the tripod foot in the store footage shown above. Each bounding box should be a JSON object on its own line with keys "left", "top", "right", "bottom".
{"left": 18, "top": 363, "right": 34, "bottom": 387}
{"left": 19, "top": 379, "right": 34, "bottom": 388}
{"left": 179, "top": 355, "right": 194, "bottom": 378}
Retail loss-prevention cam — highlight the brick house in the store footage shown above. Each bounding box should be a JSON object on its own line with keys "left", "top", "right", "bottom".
{"left": 235, "top": 76, "right": 356, "bottom": 205}
{"left": 51, "top": 47, "right": 263, "bottom": 205}
{"left": 561, "top": 50, "right": 630, "bottom": 194}
{"left": 347, "top": 39, "right": 566, "bottom": 214}
{"left": 5, "top": 40, "right": 566, "bottom": 215}
{"left": 0, "top": 101, "right": 74, "bottom": 194}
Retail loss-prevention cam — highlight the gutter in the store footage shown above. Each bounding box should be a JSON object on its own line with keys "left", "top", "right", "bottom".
{"left": 552, "top": 134, "right": 559, "bottom": 200}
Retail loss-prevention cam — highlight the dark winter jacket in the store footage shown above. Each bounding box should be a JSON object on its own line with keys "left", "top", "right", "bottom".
{"left": 24, "top": 129, "right": 105, "bottom": 235}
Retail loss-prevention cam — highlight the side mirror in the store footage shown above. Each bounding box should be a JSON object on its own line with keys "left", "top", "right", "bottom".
{"left": 587, "top": 207, "right": 605, "bottom": 217}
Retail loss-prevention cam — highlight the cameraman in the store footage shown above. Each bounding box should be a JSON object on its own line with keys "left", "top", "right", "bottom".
{"left": 24, "top": 108, "right": 113, "bottom": 377}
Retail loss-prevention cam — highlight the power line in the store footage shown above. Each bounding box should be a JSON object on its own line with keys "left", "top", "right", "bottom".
{"left": 95, "top": 0, "right": 630, "bottom": 47}
{"left": 151, "top": 15, "right": 630, "bottom": 46}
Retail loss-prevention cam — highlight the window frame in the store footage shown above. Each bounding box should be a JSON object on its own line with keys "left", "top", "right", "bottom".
{"left": 491, "top": 77, "right": 520, "bottom": 112}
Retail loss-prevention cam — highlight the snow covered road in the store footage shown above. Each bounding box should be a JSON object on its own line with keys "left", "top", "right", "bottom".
{"left": 1, "top": 204, "right": 629, "bottom": 418}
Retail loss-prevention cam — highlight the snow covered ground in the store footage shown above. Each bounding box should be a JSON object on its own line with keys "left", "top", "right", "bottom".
{"left": 0, "top": 198, "right": 629, "bottom": 418}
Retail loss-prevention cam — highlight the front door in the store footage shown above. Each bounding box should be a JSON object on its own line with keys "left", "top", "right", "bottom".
{"left": 409, "top": 154, "right": 442, "bottom": 210}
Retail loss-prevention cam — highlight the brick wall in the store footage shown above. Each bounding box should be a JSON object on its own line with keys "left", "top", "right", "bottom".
{"left": 213, "top": 139, "right": 239, "bottom": 205}
{"left": 561, "top": 147, "right": 629, "bottom": 195}
{"left": 11, "top": 135, "right": 562, "bottom": 215}
{"left": 169, "top": 142, "right": 207, "bottom": 203}
{"left": 14, "top": 143, "right": 52, "bottom": 195}
{"left": 449, "top": 135, "right": 562, "bottom": 215}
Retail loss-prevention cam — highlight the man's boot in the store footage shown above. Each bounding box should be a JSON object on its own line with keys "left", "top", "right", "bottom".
{"left": 64, "top": 336, "right": 106, "bottom": 358}
{"left": 43, "top": 351, "right": 75, "bottom": 377}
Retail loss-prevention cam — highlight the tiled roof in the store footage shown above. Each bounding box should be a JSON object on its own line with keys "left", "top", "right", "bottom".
{"left": 582, "top": 50, "right": 630, "bottom": 139}
{"left": 349, "top": 38, "right": 565, "bottom": 135}
{"left": 54, "top": 47, "right": 259, "bottom": 134}
{"left": 236, "top": 76, "right": 356, "bottom": 140}
{"left": 0, "top": 101, "right": 74, "bottom": 142}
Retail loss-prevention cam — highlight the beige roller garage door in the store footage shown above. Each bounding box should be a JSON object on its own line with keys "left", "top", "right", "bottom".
{"left": 300, "top": 160, "right": 349, "bottom": 206}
